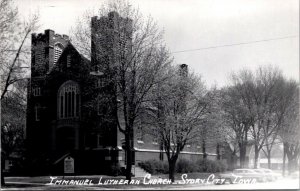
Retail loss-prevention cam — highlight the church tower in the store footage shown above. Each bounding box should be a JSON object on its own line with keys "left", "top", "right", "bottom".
{"left": 31, "top": 29, "right": 69, "bottom": 76}
{"left": 90, "top": 11, "right": 133, "bottom": 147}
{"left": 27, "top": 30, "right": 70, "bottom": 153}
{"left": 91, "top": 11, "right": 132, "bottom": 73}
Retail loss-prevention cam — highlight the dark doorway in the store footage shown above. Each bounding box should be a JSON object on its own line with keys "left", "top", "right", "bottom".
{"left": 57, "top": 127, "right": 75, "bottom": 152}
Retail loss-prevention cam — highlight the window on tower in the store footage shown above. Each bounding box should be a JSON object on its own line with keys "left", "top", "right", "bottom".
{"left": 32, "top": 87, "right": 41, "bottom": 96}
{"left": 35, "top": 44, "right": 45, "bottom": 64}
{"left": 96, "top": 78, "right": 106, "bottom": 88}
{"left": 67, "top": 55, "right": 71, "bottom": 67}
{"left": 54, "top": 43, "right": 64, "bottom": 64}
{"left": 35, "top": 105, "right": 41, "bottom": 121}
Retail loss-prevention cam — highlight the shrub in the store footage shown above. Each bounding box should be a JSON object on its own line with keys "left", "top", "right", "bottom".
{"left": 138, "top": 159, "right": 168, "bottom": 174}
{"left": 162, "top": 162, "right": 169, "bottom": 174}
{"left": 154, "top": 160, "right": 169, "bottom": 174}
{"left": 196, "top": 159, "right": 227, "bottom": 173}
{"left": 139, "top": 158, "right": 227, "bottom": 174}
{"left": 138, "top": 160, "right": 154, "bottom": 174}
{"left": 196, "top": 158, "right": 207, "bottom": 172}
{"left": 206, "top": 160, "right": 218, "bottom": 172}
{"left": 176, "top": 158, "right": 197, "bottom": 173}
{"left": 216, "top": 160, "right": 228, "bottom": 172}
{"left": 110, "top": 163, "right": 122, "bottom": 176}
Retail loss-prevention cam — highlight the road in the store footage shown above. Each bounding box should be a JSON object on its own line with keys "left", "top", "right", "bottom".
{"left": 2, "top": 176, "right": 299, "bottom": 190}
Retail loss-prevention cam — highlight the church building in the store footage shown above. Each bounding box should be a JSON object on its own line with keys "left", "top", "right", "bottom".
{"left": 26, "top": 12, "right": 217, "bottom": 175}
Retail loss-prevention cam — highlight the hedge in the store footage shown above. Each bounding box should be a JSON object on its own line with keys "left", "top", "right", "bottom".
{"left": 138, "top": 158, "right": 227, "bottom": 174}
{"left": 138, "top": 159, "right": 169, "bottom": 174}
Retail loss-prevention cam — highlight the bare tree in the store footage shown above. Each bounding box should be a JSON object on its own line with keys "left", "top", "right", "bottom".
{"left": 1, "top": 81, "right": 27, "bottom": 186}
{"left": 250, "top": 67, "right": 284, "bottom": 169}
{"left": 261, "top": 134, "right": 281, "bottom": 169}
{"left": 198, "top": 89, "right": 227, "bottom": 160}
{"left": 70, "top": 0, "right": 172, "bottom": 181}
{"left": 0, "top": 0, "right": 39, "bottom": 100}
{"left": 261, "top": 77, "right": 298, "bottom": 169}
{"left": 219, "top": 84, "right": 252, "bottom": 168}
{"left": 280, "top": 85, "right": 299, "bottom": 175}
{"left": 146, "top": 66, "right": 214, "bottom": 182}
{"left": 228, "top": 66, "right": 297, "bottom": 169}
{"left": 1, "top": 81, "right": 27, "bottom": 165}
{"left": 0, "top": 0, "right": 39, "bottom": 186}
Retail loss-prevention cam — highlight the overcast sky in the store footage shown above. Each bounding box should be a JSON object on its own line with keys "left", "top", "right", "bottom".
{"left": 16, "top": 0, "right": 299, "bottom": 87}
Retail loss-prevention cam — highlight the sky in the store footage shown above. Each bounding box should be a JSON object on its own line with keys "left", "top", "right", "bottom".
{"left": 16, "top": 0, "right": 299, "bottom": 87}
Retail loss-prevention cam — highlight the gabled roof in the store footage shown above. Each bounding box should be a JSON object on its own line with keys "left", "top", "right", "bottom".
{"left": 49, "top": 42, "right": 91, "bottom": 74}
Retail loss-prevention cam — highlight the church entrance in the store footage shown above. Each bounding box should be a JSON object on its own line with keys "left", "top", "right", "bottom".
{"left": 57, "top": 126, "right": 75, "bottom": 152}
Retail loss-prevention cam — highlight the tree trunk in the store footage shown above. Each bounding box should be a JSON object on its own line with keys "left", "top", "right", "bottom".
{"left": 239, "top": 143, "right": 246, "bottom": 168}
{"left": 216, "top": 143, "right": 220, "bottom": 160}
{"left": 168, "top": 158, "right": 177, "bottom": 182}
{"left": 288, "top": 157, "right": 297, "bottom": 175}
{"left": 202, "top": 139, "right": 207, "bottom": 159}
{"left": 282, "top": 143, "right": 286, "bottom": 177}
{"left": 125, "top": 131, "right": 133, "bottom": 181}
{"left": 267, "top": 150, "right": 271, "bottom": 169}
{"left": 230, "top": 150, "right": 236, "bottom": 170}
{"left": 1, "top": 156, "right": 5, "bottom": 186}
{"left": 159, "top": 143, "right": 164, "bottom": 161}
{"left": 254, "top": 145, "right": 259, "bottom": 169}
{"left": 285, "top": 142, "right": 299, "bottom": 175}
{"left": 125, "top": 150, "right": 132, "bottom": 181}
{"left": 1, "top": 169, "right": 4, "bottom": 186}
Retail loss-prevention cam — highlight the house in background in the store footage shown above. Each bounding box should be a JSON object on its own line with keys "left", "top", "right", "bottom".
{"left": 247, "top": 142, "right": 284, "bottom": 170}
{"left": 259, "top": 143, "right": 284, "bottom": 170}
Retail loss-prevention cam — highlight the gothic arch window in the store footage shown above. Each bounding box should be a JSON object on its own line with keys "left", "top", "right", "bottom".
{"left": 58, "top": 81, "right": 80, "bottom": 119}
{"left": 54, "top": 43, "right": 64, "bottom": 65}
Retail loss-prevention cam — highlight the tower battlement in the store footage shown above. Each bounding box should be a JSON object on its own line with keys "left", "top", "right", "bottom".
{"left": 32, "top": 29, "right": 69, "bottom": 42}
{"left": 91, "top": 12, "right": 133, "bottom": 71}
{"left": 31, "top": 29, "right": 70, "bottom": 77}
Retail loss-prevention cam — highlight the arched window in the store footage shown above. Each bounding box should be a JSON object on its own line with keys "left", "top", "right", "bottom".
{"left": 58, "top": 81, "right": 80, "bottom": 119}
{"left": 54, "top": 43, "right": 64, "bottom": 64}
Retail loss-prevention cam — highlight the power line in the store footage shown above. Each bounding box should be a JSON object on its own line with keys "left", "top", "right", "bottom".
{"left": 172, "top": 35, "right": 299, "bottom": 54}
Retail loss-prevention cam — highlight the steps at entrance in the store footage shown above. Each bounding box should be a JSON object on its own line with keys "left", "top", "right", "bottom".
{"left": 134, "top": 166, "right": 149, "bottom": 177}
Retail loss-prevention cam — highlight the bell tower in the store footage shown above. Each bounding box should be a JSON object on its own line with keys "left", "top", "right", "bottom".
{"left": 91, "top": 12, "right": 132, "bottom": 72}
